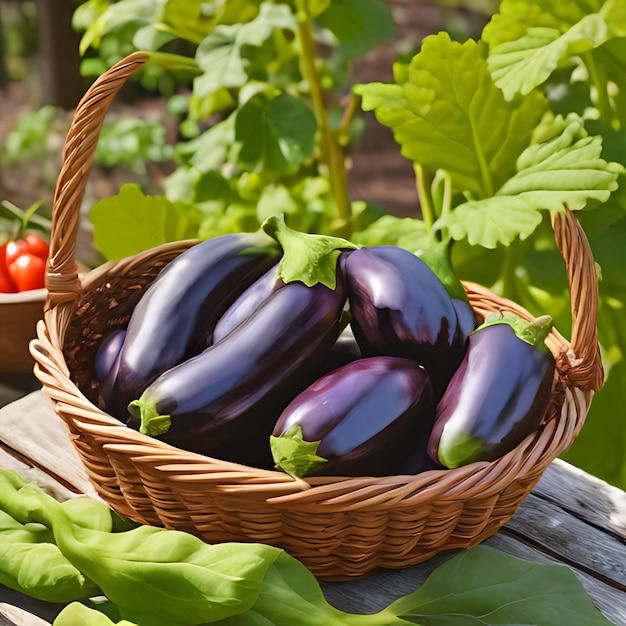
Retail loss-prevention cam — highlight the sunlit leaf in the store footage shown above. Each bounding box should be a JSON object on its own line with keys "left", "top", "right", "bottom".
{"left": 356, "top": 33, "right": 548, "bottom": 199}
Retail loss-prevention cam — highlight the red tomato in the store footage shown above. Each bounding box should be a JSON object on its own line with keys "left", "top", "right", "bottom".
{"left": 5, "top": 239, "right": 28, "bottom": 266}
{"left": 8, "top": 253, "right": 46, "bottom": 292}
{"left": 0, "top": 242, "right": 17, "bottom": 293}
{"left": 24, "top": 233, "right": 50, "bottom": 260}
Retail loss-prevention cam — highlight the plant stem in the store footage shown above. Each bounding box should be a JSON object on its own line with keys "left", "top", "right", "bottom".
{"left": 414, "top": 163, "right": 435, "bottom": 230}
{"left": 294, "top": 2, "right": 352, "bottom": 229}
{"left": 582, "top": 51, "right": 617, "bottom": 129}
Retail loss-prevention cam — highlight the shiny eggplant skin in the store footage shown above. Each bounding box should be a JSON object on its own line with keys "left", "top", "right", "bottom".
{"left": 427, "top": 322, "right": 555, "bottom": 468}
{"left": 341, "top": 245, "right": 464, "bottom": 397}
{"left": 129, "top": 277, "right": 347, "bottom": 459}
{"left": 111, "top": 232, "right": 280, "bottom": 416}
{"left": 272, "top": 356, "right": 434, "bottom": 477}
{"left": 94, "top": 329, "right": 126, "bottom": 409}
{"left": 452, "top": 298, "right": 477, "bottom": 346}
{"left": 94, "top": 329, "right": 126, "bottom": 384}
{"left": 212, "top": 263, "right": 282, "bottom": 343}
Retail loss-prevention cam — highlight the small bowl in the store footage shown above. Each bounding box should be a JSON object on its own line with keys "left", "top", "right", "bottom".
{"left": 0, "top": 288, "right": 47, "bottom": 373}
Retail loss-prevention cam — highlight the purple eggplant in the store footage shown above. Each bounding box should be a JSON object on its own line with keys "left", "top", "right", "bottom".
{"left": 427, "top": 314, "right": 555, "bottom": 468}
{"left": 270, "top": 356, "right": 435, "bottom": 478}
{"left": 110, "top": 232, "right": 280, "bottom": 417}
{"left": 128, "top": 277, "right": 347, "bottom": 460}
{"left": 212, "top": 263, "right": 282, "bottom": 343}
{"left": 452, "top": 298, "right": 478, "bottom": 346}
{"left": 94, "top": 329, "right": 126, "bottom": 409}
{"left": 341, "top": 245, "right": 464, "bottom": 397}
{"left": 94, "top": 329, "right": 126, "bottom": 383}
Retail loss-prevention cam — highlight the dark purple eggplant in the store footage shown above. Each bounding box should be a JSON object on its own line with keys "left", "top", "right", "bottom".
{"left": 212, "top": 263, "right": 282, "bottom": 343}
{"left": 128, "top": 277, "right": 347, "bottom": 459}
{"left": 452, "top": 298, "right": 478, "bottom": 345}
{"left": 110, "top": 232, "right": 280, "bottom": 417}
{"left": 427, "top": 314, "right": 555, "bottom": 468}
{"left": 341, "top": 245, "right": 464, "bottom": 397}
{"left": 270, "top": 356, "right": 434, "bottom": 477}
{"left": 94, "top": 329, "right": 126, "bottom": 383}
{"left": 94, "top": 329, "right": 126, "bottom": 409}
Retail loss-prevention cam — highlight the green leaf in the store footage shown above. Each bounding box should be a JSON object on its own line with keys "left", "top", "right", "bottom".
{"left": 54, "top": 602, "right": 137, "bottom": 626}
{"left": 261, "top": 215, "right": 356, "bottom": 288}
{"left": 89, "top": 184, "right": 202, "bottom": 260}
{"left": 497, "top": 116, "right": 622, "bottom": 211}
{"left": 355, "top": 33, "right": 548, "bottom": 199}
{"left": 219, "top": 551, "right": 383, "bottom": 626}
{"left": 194, "top": 3, "right": 296, "bottom": 98}
{"left": 440, "top": 115, "right": 622, "bottom": 248}
{"left": 443, "top": 195, "right": 543, "bottom": 248}
{"left": 385, "top": 545, "right": 614, "bottom": 625}
{"left": 317, "top": 0, "right": 397, "bottom": 60}
{"left": 487, "top": 15, "right": 609, "bottom": 100}
{"left": 352, "top": 215, "right": 433, "bottom": 250}
{"left": 74, "top": 0, "right": 162, "bottom": 55}
{"left": 270, "top": 425, "right": 328, "bottom": 479}
{"left": 234, "top": 92, "right": 317, "bottom": 175}
{"left": 0, "top": 508, "right": 101, "bottom": 603}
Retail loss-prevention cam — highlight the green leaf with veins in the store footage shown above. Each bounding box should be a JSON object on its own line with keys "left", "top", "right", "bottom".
{"left": 194, "top": 3, "right": 295, "bottom": 98}
{"left": 483, "top": 0, "right": 626, "bottom": 100}
{"left": 487, "top": 15, "right": 609, "bottom": 100}
{"left": 355, "top": 33, "right": 548, "bottom": 199}
{"left": 439, "top": 115, "right": 622, "bottom": 247}
{"left": 234, "top": 92, "right": 317, "bottom": 175}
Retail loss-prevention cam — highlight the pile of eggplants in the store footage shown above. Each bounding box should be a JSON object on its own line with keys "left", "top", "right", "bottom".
{"left": 93, "top": 226, "right": 556, "bottom": 478}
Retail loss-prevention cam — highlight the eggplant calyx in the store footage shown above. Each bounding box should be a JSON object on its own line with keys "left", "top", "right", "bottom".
{"left": 261, "top": 214, "right": 357, "bottom": 290}
{"left": 128, "top": 398, "right": 171, "bottom": 437}
{"left": 269, "top": 425, "right": 328, "bottom": 479}
{"left": 478, "top": 312, "right": 553, "bottom": 347}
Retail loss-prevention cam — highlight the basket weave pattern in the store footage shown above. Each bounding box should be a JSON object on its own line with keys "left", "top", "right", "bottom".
{"left": 30, "top": 53, "right": 604, "bottom": 580}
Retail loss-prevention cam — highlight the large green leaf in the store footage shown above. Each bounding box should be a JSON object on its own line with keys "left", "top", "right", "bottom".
{"left": 89, "top": 184, "right": 202, "bottom": 260}
{"left": 234, "top": 92, "right": 317, "bottom": 175}
{"left": 355, "top": 33, "right": 548, "bottom": 199}
{"left": 194, "top": 3, "right": 295, "bottom": 98}
{"left": 487, "top": 15, "right": 608, "bottom": 100}
{"left": 483, "top": 0, "right": 626, "bottom": 100}
{"left": 384, "top": 545, "right": 613, "bottom": 625}
{"left": 317, "top": 0, "right": 397, "bottom": 60}
{"left": 440, "top": 116, "right": 621, "bottom": 247}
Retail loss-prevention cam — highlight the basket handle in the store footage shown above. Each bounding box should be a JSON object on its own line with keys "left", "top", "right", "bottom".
{"left": 553, "top": 209, "right": 604, "bottom": 392}
{"left": 45, "top": 51, "right": 150, "bottom": 312}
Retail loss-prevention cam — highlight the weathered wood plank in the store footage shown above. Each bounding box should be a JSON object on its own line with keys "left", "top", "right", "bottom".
{"left": 534, "top": 459, "right": 626, "bottom": 538}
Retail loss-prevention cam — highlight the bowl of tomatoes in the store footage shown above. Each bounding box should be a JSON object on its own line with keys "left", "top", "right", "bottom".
{"left": 0, "top": 232, "right": 49, "bottom": 373}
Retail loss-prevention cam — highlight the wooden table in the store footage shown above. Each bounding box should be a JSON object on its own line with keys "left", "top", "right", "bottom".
{"left": 0, "top": 390, "right": 624, "bottom": 626}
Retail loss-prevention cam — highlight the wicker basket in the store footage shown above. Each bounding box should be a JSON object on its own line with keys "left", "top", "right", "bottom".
{"left": 30, "top": 52, "right": 605, "bottom": 581}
